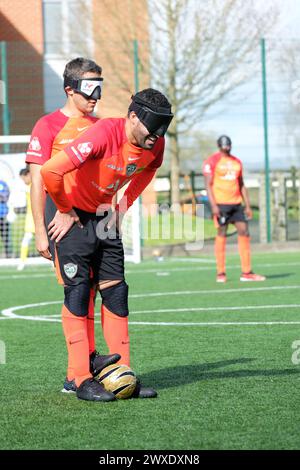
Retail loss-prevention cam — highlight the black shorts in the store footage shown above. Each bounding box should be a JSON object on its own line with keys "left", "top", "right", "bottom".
{"left": 45, "top": 196, "right": 125, "bottom": 286}
{"left": 217, "top": 204, "right": 247, "bottom": 225}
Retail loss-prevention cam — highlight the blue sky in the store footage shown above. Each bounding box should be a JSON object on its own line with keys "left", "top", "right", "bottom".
{"left": 197, "top": 0, "right": 300, "bottom": 172}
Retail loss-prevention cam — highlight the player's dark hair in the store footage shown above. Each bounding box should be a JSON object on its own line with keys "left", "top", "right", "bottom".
{"left": 63, "top": 57, "right": 102, "bottom": 83}
{"left": 19, "top": 168, "right": 30, "bottom": 176}
{"left": 128, "top": 88, "right": 171, "bottom": 115}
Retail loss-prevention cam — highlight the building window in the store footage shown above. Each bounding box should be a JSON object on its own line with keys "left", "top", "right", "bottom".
{"left": 43, "top": 0, "right": 93, "bottom": 57}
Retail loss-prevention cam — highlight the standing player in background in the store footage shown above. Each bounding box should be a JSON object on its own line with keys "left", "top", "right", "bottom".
{"left": 0, "top": 179, "right": 12, "bottom": 258}
{"left": 41, "top": 88, "right": 173, "bottom": 402}
{"left": 25, "top": 58, "right": 120, "bottom": 393}
{"left": 203, "top": 135, "right": 266, "bottom": 283}
{"left": 17, "top": 168, "right": 35, "bottom": 271}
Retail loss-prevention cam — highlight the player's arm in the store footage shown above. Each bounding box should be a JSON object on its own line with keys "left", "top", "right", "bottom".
{"left": 29, "top": 164, "right": 51, "bottom": 259}
{"left": 110, "top": 142, "right": 164, "bottom": 230}
{"left": 40, "top": 150, "right": 83, "bottom": 242}
{"left": 204, "top": 173, "right": 220, "bottom": 218}
{"left": 41, "top": 124, "right": 105, "bottom": 242}
{"left": 119, "top": 169, "right": 156, "bottom": 212}
{"left": 26, "top": 119, "right": 55, "bottom": 259}
{"left": 108, "top": 168, "right": 157, "bottom": 231}
{"left": 239, "top": 175, "right": 252, "bottom": 220}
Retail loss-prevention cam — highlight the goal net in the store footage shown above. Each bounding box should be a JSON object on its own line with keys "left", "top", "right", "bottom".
{"left": 0, "top": 135, "right": 141, "bottom": 266}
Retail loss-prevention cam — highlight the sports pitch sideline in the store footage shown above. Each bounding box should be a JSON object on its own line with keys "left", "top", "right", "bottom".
{"left": 0, "top": 251, "right": 300, "bottom": 450}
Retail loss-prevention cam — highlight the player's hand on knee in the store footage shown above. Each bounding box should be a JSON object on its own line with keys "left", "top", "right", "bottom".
{"left": 48, "top": 209, "right": 83, "bottom": 243}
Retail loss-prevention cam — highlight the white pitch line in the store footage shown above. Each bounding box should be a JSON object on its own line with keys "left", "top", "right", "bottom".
{"left": 170, "top": 257, "right": 215, "bottom": 263}
{"left": 1, "top": 260, "right": 299, "bottom": 280}
{"left": 0, "top": 273, "right": 54, "bottom": 280}
{"left": 129, "top": 321, "right": 300, "bottom": 326}
{"left": 1, "top": 301, "right": 62, "bottom": 321}
{"left": 130, "top": 304, "right": 300, "bottom": 315}
{"left": 126, "top": 261, "right": 300, "bottom": 274}
{"left": 2, "top": 300, "right": 300, "bottom": 322}
{"left": 129, "top": 285, "right": 300, "bottom": 299}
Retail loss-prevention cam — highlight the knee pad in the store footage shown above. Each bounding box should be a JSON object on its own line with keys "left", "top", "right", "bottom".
{"left": 64, "top": 283, "right": 90, "bottom": 317}
{"left": 100, "top": 281, "right": 129, "bottom": 317}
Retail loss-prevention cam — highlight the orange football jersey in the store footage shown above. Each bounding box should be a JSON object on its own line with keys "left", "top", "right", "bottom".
{"left": 203, "top": 152, "right": 243, "bottom": 204}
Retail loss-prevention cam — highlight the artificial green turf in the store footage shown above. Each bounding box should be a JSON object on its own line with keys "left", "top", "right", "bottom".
{"left": 1, "top": 252, "right": 300, "bottom": 449}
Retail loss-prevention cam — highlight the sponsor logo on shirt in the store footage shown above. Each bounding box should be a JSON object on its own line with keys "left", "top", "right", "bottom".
{"left": 220, "top": 171, "right": 237, "bottom": 181}
{"left": 219, "top": 162, "right": 239, "bottom": 181}
{"left": 58, "top": 139, "right": 74, "bottom": 145}
{"left": 91, "top": 180, "right": 116, "bottom": 194}
{"left": 77, "top": 142, "right": 93, "bottom": 158}
{"left": 128, "top": 156, "right": 141, "bottom": 161}
{"left": 106, "top": 164, "right": 123, "bottom": 172}
{"left": 77, "top": 126, "right": 90, "bottom": 132}
{"left": 29, "top": 136, "right": 41, "bottom": 152}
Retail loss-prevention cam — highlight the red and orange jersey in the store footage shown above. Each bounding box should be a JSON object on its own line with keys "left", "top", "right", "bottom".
{"left": 25, "top": 109, "right": 98, "bottom": 165}
{"left": 203, "top": 152, "right": 243, "bottom": 204}
{"left": 41, "top": 118, "right": 164, "bottom": 213}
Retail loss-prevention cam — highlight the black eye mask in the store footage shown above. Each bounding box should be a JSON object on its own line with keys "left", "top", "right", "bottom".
{"left": 129, "top": 96, "right": 173, "bottom": 136}
{"left": 64, "top": 77, "right": 103, "bottom": 100}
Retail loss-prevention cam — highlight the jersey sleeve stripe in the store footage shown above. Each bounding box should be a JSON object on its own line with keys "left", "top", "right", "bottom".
{"left": 70, "top": 146, "right": 84, "bottom": 164}
{"left": 27, "top": 151, "right": 42, "bottom": 157}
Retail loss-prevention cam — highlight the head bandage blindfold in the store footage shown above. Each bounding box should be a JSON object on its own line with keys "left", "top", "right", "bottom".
{"left": 130, "top": 96, "right": 173, "bottom": 137}
{"left": 64, "top": 77, "right": 103, "bottom": 100}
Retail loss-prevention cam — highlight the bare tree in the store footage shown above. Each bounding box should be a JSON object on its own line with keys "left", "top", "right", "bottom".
{"left": 274, "top": 39, "right": 300, "bottom": 166}
{"left": 90, "top": 0, "right": 151, "bottom": 116}
{"left": 79, "top": 0, "right": 277, "bottom": 203}
{"left": 149, "top": 0, "right": 278, "bottom": 205}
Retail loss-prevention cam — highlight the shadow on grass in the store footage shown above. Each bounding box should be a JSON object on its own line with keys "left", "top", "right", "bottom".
{"left": 265, "top": 274, "right": 294, "bottom": 280}
{"left": 139, "top": 358, "right": 300, "bottom": 390}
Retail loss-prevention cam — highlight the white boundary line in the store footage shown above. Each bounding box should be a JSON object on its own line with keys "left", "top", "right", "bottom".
{"left": 129, "top": 321, "right": 300, "bottom": 326}
{"left": 125, "top": 261, "right": 300, "bottom": 274}
{"left": 0, "top": 273, "right": 54, "bottom": 280}
{"left": 130, "top": 304, "right": 300, "bottom": 315}
{"left": 1, "top": 260, "right": 299, "bottom": 280}
{"left": 130, "top": 285, "right": 300, "bottom": 298}
{"left": 1, "top": 300, "right": 300, "bottom": 324}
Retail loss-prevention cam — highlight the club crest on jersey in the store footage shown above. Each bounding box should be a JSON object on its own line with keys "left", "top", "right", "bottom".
{"left": 126, "top": 163, "right": 137, "bottom": 176}
{"left": 29, "top": 137, "right": 41, "bottom": 152}
{"left": 77, "top": 142, "right": 93, "bottom": 157}
{"left": 63, "top": 263, "right": 78, "bottom": 279}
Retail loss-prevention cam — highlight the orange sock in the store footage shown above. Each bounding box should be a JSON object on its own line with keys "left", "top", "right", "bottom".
{"left": 101, "top": 305, "right": 130, "bottom": 366}
{"left": 215, "top": 236, "right": 226, "bottom": 274}
{"left": 62, "top": 305, "right": 92, "bottom": 387}
{"left": 238, "top": 235, "right": 251, "bottom": 274}
{"left": 87, "top": 288, "right": 96, "bottom": 355}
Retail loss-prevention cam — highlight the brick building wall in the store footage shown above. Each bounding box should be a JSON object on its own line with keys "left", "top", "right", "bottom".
{"left": 92, "top": 0, "right": 150, "bottom": 118}
{"left": 91, "top": 0, "right": 157, "bottom": 207}
{"left": 0, "top": 1, "right": 44, "bottom": 138}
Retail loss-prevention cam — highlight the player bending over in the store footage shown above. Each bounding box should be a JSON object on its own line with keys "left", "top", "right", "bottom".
{"left": 41, "top": 88, "right": 173, "bottom": 402}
